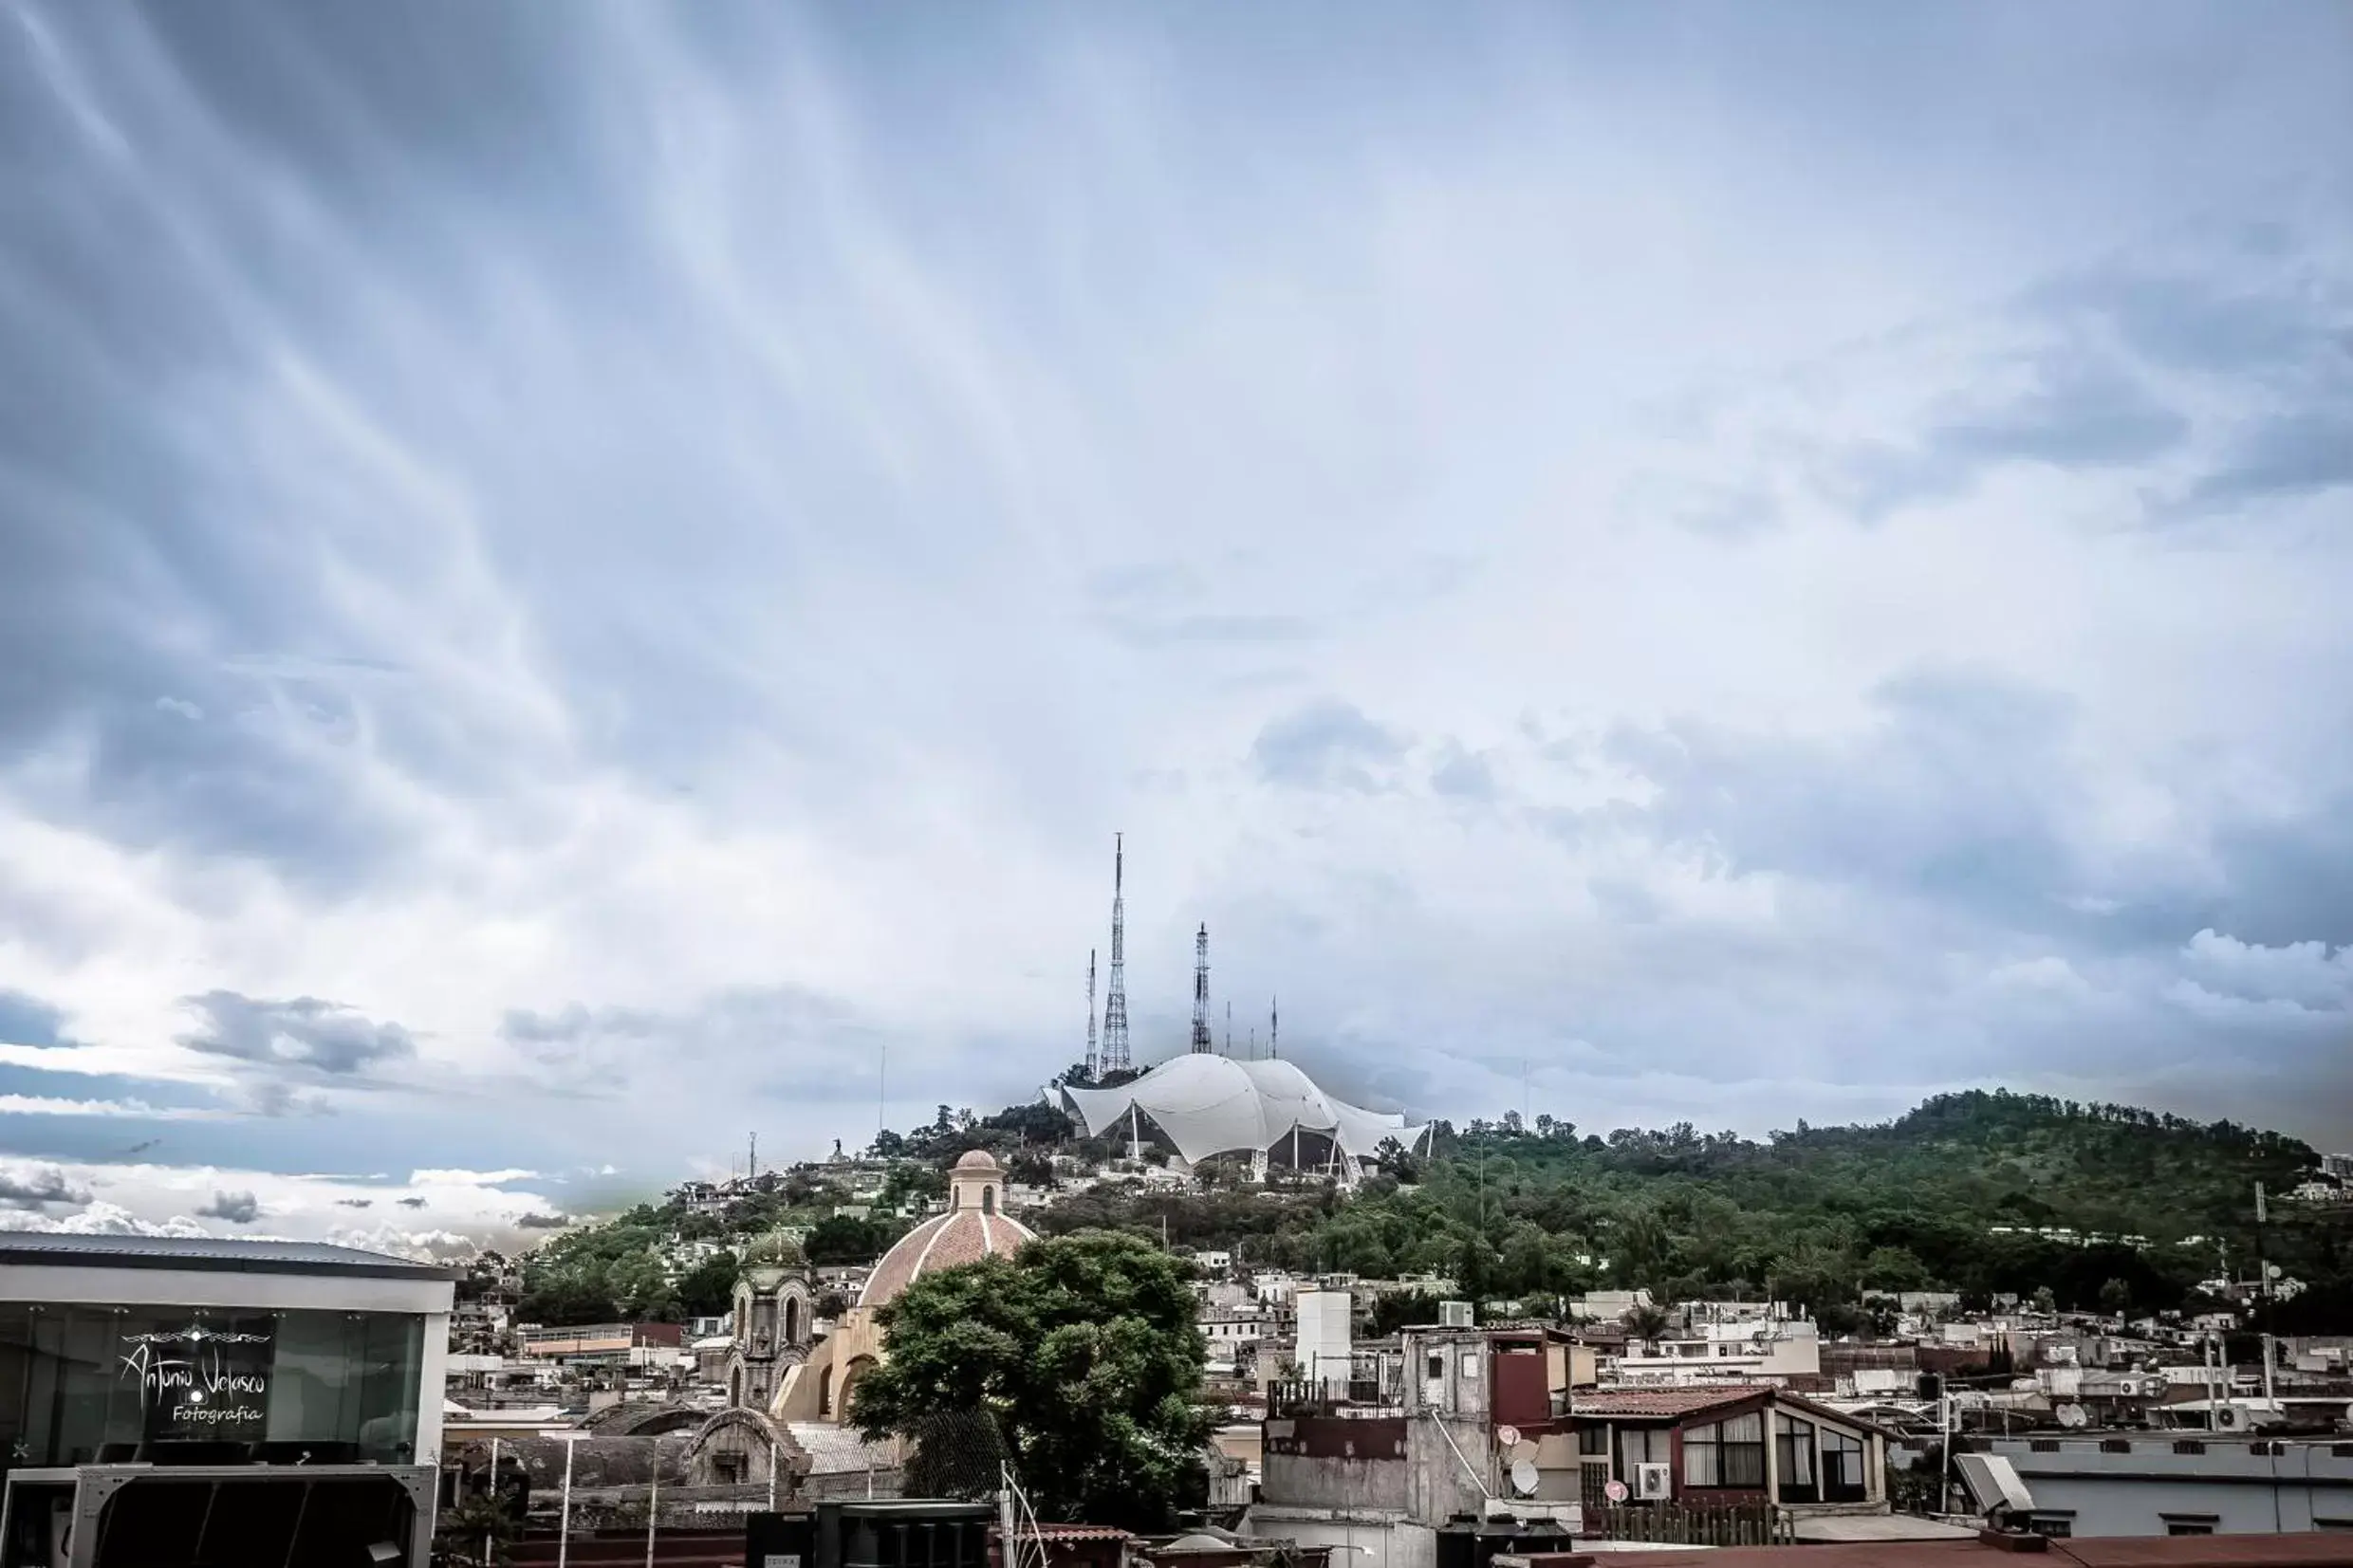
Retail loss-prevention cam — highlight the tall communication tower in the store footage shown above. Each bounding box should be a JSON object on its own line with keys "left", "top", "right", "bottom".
{"left": 1084, "top": 949, "right": 1099, "bottom": 1079}
{"left": 1269, "top": 995, "right": 1279, "bottom": 1059}
{"left": 1191, "top": 924, "right": 1213, "bottom": 1052}
{"left": 1101, "top": 836, "right": 1130, "bottom": 1073}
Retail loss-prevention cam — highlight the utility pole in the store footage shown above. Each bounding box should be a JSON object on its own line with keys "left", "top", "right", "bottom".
{"left": 2255, "top": 1182, "right": 2277, "bottom": 1408}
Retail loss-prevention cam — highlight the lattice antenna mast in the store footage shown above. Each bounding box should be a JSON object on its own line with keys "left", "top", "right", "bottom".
{"left": 1084, "top": 949, "right": 1099, "bottom": 1079}
{"left": 1270, "top": 996, "right": 1279, "bottom": 1059}
{"left": 1102, "top": 836, "right": 1130, "bottom": 1072}
{"left": 1190, "top": 923, "right": 1213, "bottom": 1053}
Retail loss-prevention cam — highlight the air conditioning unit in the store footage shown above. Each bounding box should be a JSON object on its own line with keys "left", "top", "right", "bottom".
{"left": 1439, "top": 1301, "right": 1474, "bottom": 1328}
{"left": 1634, "top": 1463, "right": 1673, "bottom": 1502}
{"left": 2213, "top": 1405, "right": 2242, "bottom": 1430}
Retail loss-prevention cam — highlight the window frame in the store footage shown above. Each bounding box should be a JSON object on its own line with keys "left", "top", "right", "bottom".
{"left": 1682, "top": 1411, "right": 1765, "bottom": 1489}
{"left": 1820, "top": 1426, "right": 1868, "bottom": 1503}
{"left": 1774, "top": 1413, "right": 1819, "bottom": 1504}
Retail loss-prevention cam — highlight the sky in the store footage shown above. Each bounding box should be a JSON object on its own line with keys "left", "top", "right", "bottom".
{"left": 2, "top": 2, "right": 2350, "bottom": 1256}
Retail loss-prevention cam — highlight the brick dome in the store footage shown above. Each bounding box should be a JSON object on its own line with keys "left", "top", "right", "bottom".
{"left": 858, "top": 1149, "right": 1031, "bottom": 1310}
{"left": 857, "top": 1206, "right": 1035, "bottom": 1310}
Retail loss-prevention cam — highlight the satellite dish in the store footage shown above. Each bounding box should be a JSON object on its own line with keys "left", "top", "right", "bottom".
{"left": 1496, "top": 1424, "right": 1522, "bottom": 1449}
{"left": 1604, "top": 1478, "right": 1629, "bottom": 1503}
{"left": 2057, "top": 1403, "right": 2088, "bottom": 1429}
{"left": 1510, "top": 1458, "right": 1540, "bottom": 1497}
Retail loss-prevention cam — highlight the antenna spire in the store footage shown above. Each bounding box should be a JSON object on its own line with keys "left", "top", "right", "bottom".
{"left": 1270, "top": 995, "right": 1279, "bottom": 1060}
{"left": 1225, "top": 1001, "right": 1232, "bottom": 1056}
{"left": 1101, "top": 836, "right": 1130, "bottom": 1073}
{"left": 1084, "top": 949, "right": 1099, "bottom": 1079}
{"left": 1190, "top": 923, "right": 1213, "bottom": 1053}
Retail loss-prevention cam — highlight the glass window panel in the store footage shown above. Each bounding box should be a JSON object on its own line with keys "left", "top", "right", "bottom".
{"left": 1683, "top": 1423, "right": 1718, "bottom": 1486}
{"left": 0, "top": 1303, "right": 425, "bottom": 1475}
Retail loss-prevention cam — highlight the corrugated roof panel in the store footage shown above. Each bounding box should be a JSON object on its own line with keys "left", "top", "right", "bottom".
{"left": 0, "top": 1228, "right": 460, "bottom": 1280}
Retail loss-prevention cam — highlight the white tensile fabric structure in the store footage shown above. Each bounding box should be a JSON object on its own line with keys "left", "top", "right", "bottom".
{"left": 1061, "top": 1055, "right": 1427, "bottom": 1167}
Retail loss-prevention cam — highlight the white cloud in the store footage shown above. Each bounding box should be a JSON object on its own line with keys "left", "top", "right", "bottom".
{"left": 408, "top": 1169, "right": 541, "bottom": 1187}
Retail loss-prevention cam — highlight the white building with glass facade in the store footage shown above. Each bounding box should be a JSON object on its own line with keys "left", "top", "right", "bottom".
{"left": 0, "top": 1231, "right": 455, "bottom": 1568}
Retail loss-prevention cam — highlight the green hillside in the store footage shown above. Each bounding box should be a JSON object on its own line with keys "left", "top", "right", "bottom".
{"left": 514, "top": 1089, "right": 2349, "bottom": 1331}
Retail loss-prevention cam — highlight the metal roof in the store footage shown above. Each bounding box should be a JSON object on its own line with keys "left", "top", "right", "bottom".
{"left": 0, "top": 1229, "right": 462, "bottom": 1281}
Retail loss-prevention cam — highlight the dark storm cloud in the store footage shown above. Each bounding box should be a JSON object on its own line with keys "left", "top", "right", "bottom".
{"left": 514, "top": 1211, "right": 568, "bottom": 1229}
{"left": 1428, "top": 745, "right": 1499, "bottom": 802}
{"left": 504, "top": 986, "right": 881, "bottom": 1103}
{"left": 2176, "top": 407, "right": 2353, "bottom": 514}
{"left": 0, "top": 990, "right": 70, "bottom": 1048}
{"left": 2024, "top": 258, "right": 2346, "bottom": 380}
{"left": 1603, "top": 669, "right": 2095, "bottom": 930}
{"left": 1825, "top": 352, "right": 2189, "bottom": 524}
{"left": 195, "top": 1189, "right": 260, "bottom": 1224}
{"left": 499, "top": 1004, "right": 657, "bottom": 1046}
{"left": 0, "top": 1058, "right": 218, "bottom": 1112}
{"left": 0, "top": 1165, "right": 89, "bottom": 1209}
{"left": 176, "top": 991, "right": 416, "bottom": 1079}
{"left": 397, "top": 1196, "right": 427, "bottom": 1208}
{"left": 0, "top": 3, "right": 472, "bottom": 889}
{"left": 1252, "top": 700, "right": 1409, "bottom": 791}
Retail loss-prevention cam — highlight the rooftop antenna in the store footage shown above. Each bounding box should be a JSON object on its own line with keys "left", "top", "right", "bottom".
{"left": 1102, "top": 837, "right": 1130, "bottom": 1073}
{"left": 1269, "top": 996, "right": 1279, "bottom": 1060}
{"left": 1191, "top": 924, "right": 1213, "bottom": 1053}
{"left": 1084, "top": 949, "right": 1099, "bottom": 1079}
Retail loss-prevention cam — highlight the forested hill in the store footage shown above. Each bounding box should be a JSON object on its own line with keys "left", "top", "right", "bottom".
{"left": 512, "top": 1089, "right": 2346, "bottom": 1330}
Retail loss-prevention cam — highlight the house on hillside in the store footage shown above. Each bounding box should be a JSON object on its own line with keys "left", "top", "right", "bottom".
{"left": 1562, "top": 1387, "right": 1891, "bottom": 1516}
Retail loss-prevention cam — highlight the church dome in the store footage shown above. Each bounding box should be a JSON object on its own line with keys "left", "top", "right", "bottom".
{"left": 859, "top": 1151, "right": 1031, "bottom": 1310}
{"left": 859, "top": 1206, "right": 1034, "bottom": 1310}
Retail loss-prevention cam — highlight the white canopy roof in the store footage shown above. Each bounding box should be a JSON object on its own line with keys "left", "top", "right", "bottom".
{"left": 1062, "top": 1055, "right": 1426, "bottom": 1166}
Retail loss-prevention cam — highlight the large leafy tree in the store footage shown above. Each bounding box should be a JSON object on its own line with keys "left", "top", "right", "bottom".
{"left": 848, "top": 1230, "right": 1212, "bottom": 1530}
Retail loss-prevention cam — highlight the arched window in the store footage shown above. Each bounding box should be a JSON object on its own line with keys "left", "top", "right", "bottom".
{"left": 982, "top": 1185, "right": 996, "bottom": 1215}
{"left": 785, "top": 1295, "right": 802, "bottom": 1346}
{"left": 819, "top": 1368, "right": 834, "bottom": 1416}
{"left": 730, "top": 1365, "right": 743, "bottom": 1409}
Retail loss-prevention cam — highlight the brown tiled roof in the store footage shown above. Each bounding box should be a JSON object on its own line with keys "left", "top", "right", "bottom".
{"left": 1569, "top": 1385, "right": 1899, "bottom": 1440}
{"left": 1569, "top": 1386, "right": 1768, "bottom": 1418}
{"left": 858, "top": 1208, "right": 1036, "bottom": 1309}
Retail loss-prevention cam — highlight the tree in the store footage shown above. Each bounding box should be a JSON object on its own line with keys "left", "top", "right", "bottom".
{"left": 2030, "top": 1284, "right": 2057, "bottom": 1316}
{"left": 2098, "top": 1277, "right": 2132, "bottom": 1317}
{"left": 1623, "top": 1301, "right": 1673, "bottom": 1351}
{"left": 678, "top": 1252, "right": 740, "bottom": 1318}
{"left": 849, "top": 1231, "right": 1212, "bottom": 1530}
{"left": 807, "top": 1213, "right": 892, "bottom": 1265}
{"left": 1373, "top": 1136, "right": 1422, "bottom": 1183}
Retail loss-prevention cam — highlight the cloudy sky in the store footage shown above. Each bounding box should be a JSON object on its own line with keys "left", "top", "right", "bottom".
{"left": 3, "top": 2, "right": 2350, "bottom": 1251}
